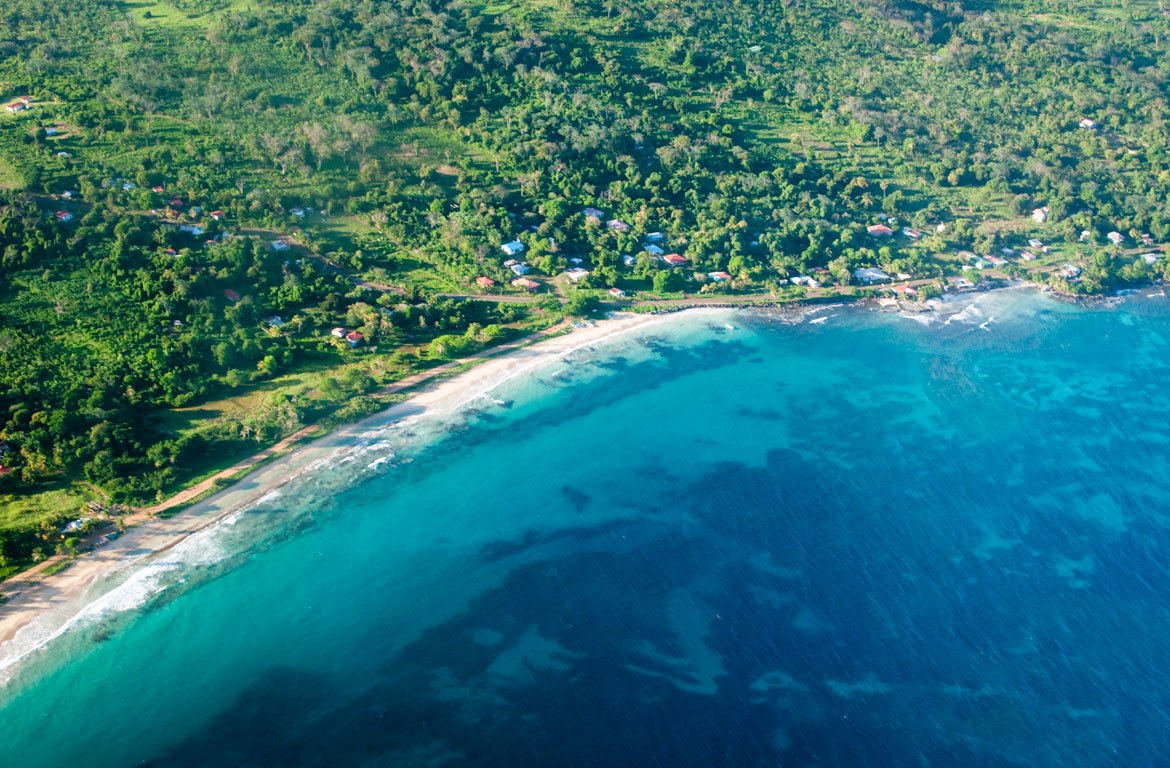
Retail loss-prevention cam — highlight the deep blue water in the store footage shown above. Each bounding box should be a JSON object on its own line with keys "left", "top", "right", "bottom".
{"left": 4, "top": 291, "right": 1170, "bottom": 767}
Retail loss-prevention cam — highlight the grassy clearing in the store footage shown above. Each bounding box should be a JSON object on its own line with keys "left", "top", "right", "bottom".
{"left": 0, "top": 482, "right": 95, "bottom": 532}
{"left": 119, "top": 0, "right": 254, "bottom": 29}
{"left": 0, "top": 153, "right": 24, "bottom": 190}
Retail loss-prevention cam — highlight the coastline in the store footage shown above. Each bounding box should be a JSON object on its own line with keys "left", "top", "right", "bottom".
{"left": 0, "top": 309, "right": 707, "bottom": 684}
{"left": 0, "top": 277, "right": 1153, "bottom": 685}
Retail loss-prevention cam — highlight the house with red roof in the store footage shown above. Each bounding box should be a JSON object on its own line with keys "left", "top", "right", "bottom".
{"left": 867, "top": 224, "right": 894, "bottom": 237}
{"left": 475, "top": 276, "right": 495, "bottom": 288}
{"left": 661, "top": 253, "right": 689, "bottom": 267}
{"left": 345, "top": 331, "right": 365, "bottom": 346}
{"left": 4, "top": 102, "right": 27, "bottom": 113}
{"left": 512, "top": 277, "right": 540, "bottom": 292}
{"left": 223, "top": 289, "right": 241, "bottom": 301}
{"left": 707, "top": 271, "right": 732, "bottom": 282}
{"left": 55, "top": 211, "right": 74, "bottom": 223}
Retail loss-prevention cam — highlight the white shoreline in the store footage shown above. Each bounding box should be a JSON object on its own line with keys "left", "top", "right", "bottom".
{"left": 0, "top": 309, "right": 725, "bottom": 686}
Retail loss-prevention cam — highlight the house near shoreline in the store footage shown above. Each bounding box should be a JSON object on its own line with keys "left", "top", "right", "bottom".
{"left": 853, "top": 267, "right": 891, "bottom": 284}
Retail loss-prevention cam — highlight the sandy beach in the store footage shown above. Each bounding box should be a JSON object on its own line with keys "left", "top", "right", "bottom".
{"left": 0, "top": 310, "right": 686, "bottom": 682}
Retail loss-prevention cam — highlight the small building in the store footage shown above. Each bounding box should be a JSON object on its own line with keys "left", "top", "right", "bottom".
{"left": 853, "top": 267, "right": 891, "bottom": 284}
{"left": 501, "top": 240, "right": 525, "bottom": 256}
{"left": 4, "top": 102, "right": 27, "bottom": 113}
{"left": 644, "top": 244, "right": 664, "bottom": 256}
{"left": 475, "top": 276, "right": 495, "bottom": 288}
{"left": 564, "top": 268, "right": 590, "bottom": 283}
{"left": 54, "top": 210, "right": 73, "bottom": 223}
{"left": 331, "top": 327, "right": 348, "bottom": 338}
{"left": 266, "top": 316, "right": 284, "bottom": 327}
{"left": 510, "top": 263, "right": 531, "bottom": 276}
{"left": 790, "top": 276, "right": 820, "bottom": 288}
{"left": 1032, "top": 206, "right": 1049, "bottom": 223}
{"left": 345, "top": 331, "right": 364, "bottom": 346}
{"left": 985, "top": 255, "right": 1008, "bottom": 267}
{"left": 707, "top": 271, "right": 732, "bottom": 282}
{"left": 271, "top": 240, "right": 290, "bottom": 251}
{"left": 1107, "top": 231, "right": 1125, "bottom": 245}
{"left": 151, "top": 185, "right": 166, "bottom": 193}
{"left": 644, "top": 232, "right": 665, "bottom": 244}
{"left": 223, "top": 289, "right": 241, "bottom": 302}
{"left": 512, "top": 277, "right": 540, "bottom": 292}
{"left": 1079, "top": 230, "right": 1092, "bottom": 242}
{"left": 608, "top": 287, "right": 626, "bottom": 298}
{"left": 1141, "top": 234, "right": 1154, "bottom": 246}
{"left": 210, "top": 210, "right": 225, "bottom": 221}
{"left": 1061, "top": 264, "right": 1082, "bottom": 278}
{"left": 1028, "top": 238, "right": 1044, "bottom": 249}
{"left": 867, "top": 224, "right": 894, "bottom": 237}
{"left": 895, "top": 272, "right": 913, "bottom": 281}
{"left": 622, "top": 254, "right": 637, "bottom": 266}
{"left": 503, "top": 259, "right": 519, "bottom": 268}
{"left": 1139, "top": 253, "right": 1159, "bottom": 265}
{"left": 582, "top": 207, "right": 605, "bottom": 218}
{"left": 1079, "top": 118, "right": 1097, "bottom": 129}
{"left": 178, "top": 224, "right": 204, "bottom": 236}
{"left": 901, "top": 227, "right": 922, "bottom": 240}
{"left": 606, "top": 219, "right": 630, "bottom": 232}
{"left": 661, "top": 253, "right": 689, "bottom": 267}
{"left": 1021, "top": 251, "right": 1036, "bottom": 261}
{"left": 290, "top": 208, "right": 306, "bottom": 218}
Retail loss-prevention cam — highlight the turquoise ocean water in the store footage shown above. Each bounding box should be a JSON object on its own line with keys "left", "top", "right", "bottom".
{"left": 3, "top": 289, "right": 1170, "bottom": 766}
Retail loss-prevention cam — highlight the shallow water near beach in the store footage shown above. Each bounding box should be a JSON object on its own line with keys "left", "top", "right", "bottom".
{"left": 5, "top": 291, "right": 1170, "bottom": 766}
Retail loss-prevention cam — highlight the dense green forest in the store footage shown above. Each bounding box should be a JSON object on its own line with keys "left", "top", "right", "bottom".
{"left": 1, "top": 0, "right": 1169, "bottom": 571}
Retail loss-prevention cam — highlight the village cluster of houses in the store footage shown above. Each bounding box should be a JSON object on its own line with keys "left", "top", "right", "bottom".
{"left": 331, "top": 327, "right": 366, "bottom": 346}
{"left": 3, "top": 95, "right": 33, "bottom": 113}
{"left": 483, "top": 209, "right": 705, "bottom": 297}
